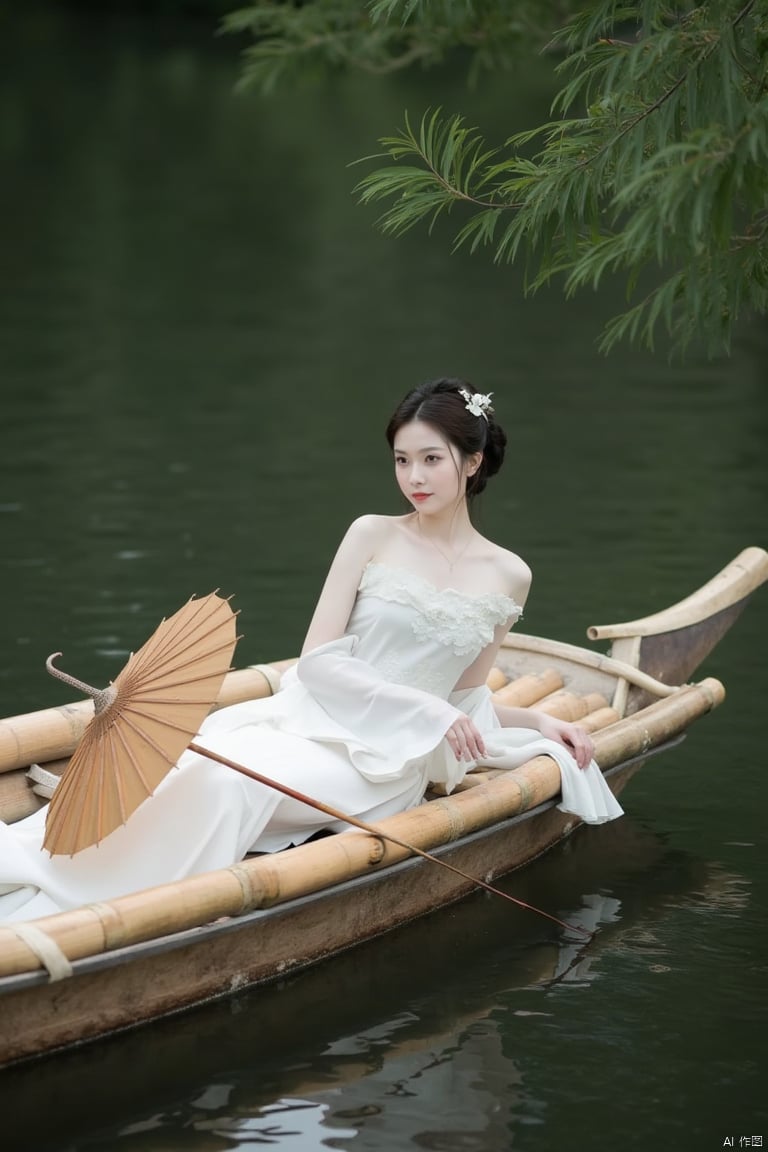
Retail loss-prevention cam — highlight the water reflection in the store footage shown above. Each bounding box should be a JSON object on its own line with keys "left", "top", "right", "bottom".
{"left": 4, "top": 819, "right": 749, "bottom": 1152}
{"left": 119, "top": 1096, "right": 357, "bottom": 1150}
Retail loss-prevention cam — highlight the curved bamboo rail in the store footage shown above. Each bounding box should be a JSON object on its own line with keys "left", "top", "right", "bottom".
{"left": 587, "top": 546, "right": 768, "bottom": 641}
{"left": 501, "top": 633, "right": 682, "bottom": 698}
{"left": 0, "top": 677, "right": 725, "bottom": 979}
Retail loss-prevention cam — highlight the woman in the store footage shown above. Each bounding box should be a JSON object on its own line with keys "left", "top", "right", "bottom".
{"left": 0, "top": 378, "right": 621, "bottom": 922}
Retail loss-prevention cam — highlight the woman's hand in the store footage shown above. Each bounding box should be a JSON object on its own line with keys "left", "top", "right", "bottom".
{"left": 538, "top": 715, "right": 595, "bottom": 770}
{"left": 446, "top": 715, "right": 487, "bottom": 763}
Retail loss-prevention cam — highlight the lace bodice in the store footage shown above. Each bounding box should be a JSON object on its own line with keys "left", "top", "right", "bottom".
{"left": 344, "top": 562, "right": 522, "bottom": 696}
{"left": 358, "top": 563, "right": 521, "bottom": 653}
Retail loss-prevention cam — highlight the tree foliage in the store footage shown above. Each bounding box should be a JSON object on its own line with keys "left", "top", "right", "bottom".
{"left": 222, "top": 1, "right": 573, "bottom": 91}
{"left": 225, "top": 1, "right": 768, "bottom": 356}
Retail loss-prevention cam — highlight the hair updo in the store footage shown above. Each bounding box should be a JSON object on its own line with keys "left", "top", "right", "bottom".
{"left": 385, "top": 377, "right": 507, "bottom": 497}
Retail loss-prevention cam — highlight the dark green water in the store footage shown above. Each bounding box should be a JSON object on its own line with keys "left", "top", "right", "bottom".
{"left": 1, "top": 6, "right": 766, "bottom": 1150}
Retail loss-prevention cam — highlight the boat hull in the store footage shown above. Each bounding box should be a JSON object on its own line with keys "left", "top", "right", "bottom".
{"left": 0, "top": 753, "right": 650, "bottom": 1066}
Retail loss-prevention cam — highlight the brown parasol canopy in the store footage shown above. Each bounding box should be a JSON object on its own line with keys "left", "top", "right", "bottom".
{"left": 43, "top": 592, "right": 238, "bottom": 856}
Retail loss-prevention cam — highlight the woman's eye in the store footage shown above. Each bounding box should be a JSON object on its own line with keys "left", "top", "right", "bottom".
{"left": 425, "top": 455, "right": 441, "bottom": 463}
{"left": 395, "top": 457, "right": 407, "bottom": 466}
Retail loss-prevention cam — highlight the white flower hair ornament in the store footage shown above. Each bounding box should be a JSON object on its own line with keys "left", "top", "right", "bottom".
{"left": 459, "top": 388, "right": 494, "bottom": 421}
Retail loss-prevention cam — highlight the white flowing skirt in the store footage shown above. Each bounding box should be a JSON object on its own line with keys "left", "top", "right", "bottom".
{"left": 0, "top": 720, "right": 429, "bottom": 923}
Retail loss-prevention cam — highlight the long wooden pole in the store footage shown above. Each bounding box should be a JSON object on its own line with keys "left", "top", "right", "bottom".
{"left": 187, "top": 740, "right": 592, "bottom": 938}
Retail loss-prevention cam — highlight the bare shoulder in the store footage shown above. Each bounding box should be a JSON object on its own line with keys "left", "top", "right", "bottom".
{"left": 490, "top": 544, "right": 533, "bottom": 605}
{"left": 335, "top": 513, "right": 409, "bottom": 566}
{"left": 342, "top": 513, "right": 403, "bottom": 549}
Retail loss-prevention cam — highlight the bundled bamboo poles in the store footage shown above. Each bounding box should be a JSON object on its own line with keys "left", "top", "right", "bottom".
{"left": 0, "top": 677, "right": 724, "bottom": 980}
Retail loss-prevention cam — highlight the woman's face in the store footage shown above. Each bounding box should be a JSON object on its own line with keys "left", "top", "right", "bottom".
{"left": 393, "top": 419, "right": 478, "bottom": 515}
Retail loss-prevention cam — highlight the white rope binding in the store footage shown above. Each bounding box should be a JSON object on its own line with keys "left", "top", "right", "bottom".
{"left": 26, "top": 763, "right": 62, "bottom": 799}
{"left": 3, "top": 922, "right": 74, "bottom": 982}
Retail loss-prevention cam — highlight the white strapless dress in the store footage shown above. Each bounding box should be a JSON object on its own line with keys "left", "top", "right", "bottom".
{"left": 0, "top": 563, "right": 622, "bottom": 922}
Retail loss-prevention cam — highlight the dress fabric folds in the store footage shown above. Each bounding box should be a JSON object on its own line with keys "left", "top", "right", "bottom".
{"left": 0, "top": 562, "right": 622, "bottom": 923}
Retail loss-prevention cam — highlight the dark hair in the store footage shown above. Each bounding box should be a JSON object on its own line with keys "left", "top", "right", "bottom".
{"left": 385, "top": 377, "right": 506, "bottom": 497}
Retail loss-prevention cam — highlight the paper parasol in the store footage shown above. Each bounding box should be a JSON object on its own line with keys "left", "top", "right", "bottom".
{"left": 43, "top": 591, "right": 238, "bottom": 856}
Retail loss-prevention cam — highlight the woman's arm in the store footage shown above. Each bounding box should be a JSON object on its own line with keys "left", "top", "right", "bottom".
{"left": 301, "top": 515, "right": 382, "bottom": 654}
{"left": 454, "top": 558, "right": 594, "bottom": 769}
{"left": 454, "top": 628, "right": 595, "bottom": 770}
{"left": 494, "top": 702, "right": 595, "bottom": 769}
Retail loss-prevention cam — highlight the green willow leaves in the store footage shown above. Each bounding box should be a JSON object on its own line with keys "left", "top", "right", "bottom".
{"left": 223, "top": 1, "right": 565, "bottom": 91}
{"left": 226, "top": 1, "right": 768, "bottom": 356}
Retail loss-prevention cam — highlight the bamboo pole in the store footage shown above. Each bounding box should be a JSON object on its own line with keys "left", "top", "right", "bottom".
{"left": 591, "top": 677, "right": 724, "bottom": 760}
{"left": 492, "top": 669, "right": 563, "bottom": 707}
{"left": 485, "top": 667, "right": 508, "bottom": 692}
{"left": 535, "top": 691, "right": 609, "bottom": 721}
{"left": 0, "top": 677, "right": 724, "bottom": 978}
{"left": 576, "top": 706, "right": 621, "bottom": 733}
{"left": 0, "top": 768, "right": 46, "bottom": 823}
{"left": 0, "top": 759, "right": 71, "bottom": 824}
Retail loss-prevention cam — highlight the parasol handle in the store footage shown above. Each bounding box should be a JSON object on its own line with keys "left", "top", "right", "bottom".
{"left": 46, "top": 653, "right": 117, "bottom": 715}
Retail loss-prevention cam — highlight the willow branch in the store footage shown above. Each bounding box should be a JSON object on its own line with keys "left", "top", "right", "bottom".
{"left": 577, "top": 1, "right": 756, "bottom": 173}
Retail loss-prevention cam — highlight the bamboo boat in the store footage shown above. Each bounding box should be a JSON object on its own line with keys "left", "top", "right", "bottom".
{"left": 0, "top": 546, "right": 765, "bottom": 1068}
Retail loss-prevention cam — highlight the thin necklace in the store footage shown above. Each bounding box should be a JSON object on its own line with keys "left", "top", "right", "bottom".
{"left": 417, "top": 517, "right": 474, "bottom": 571}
